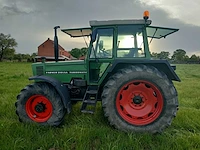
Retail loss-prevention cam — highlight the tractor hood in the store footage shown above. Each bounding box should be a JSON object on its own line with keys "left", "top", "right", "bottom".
{"left": 32, "top": 60, "right": 87, "bottom": 83}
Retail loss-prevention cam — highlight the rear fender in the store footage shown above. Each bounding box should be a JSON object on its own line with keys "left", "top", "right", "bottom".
{"left": 29, "top": 75, "right": 71, "bottom": 113}
{"left": 108, "top": 59, "right": 181, "bottom": 82}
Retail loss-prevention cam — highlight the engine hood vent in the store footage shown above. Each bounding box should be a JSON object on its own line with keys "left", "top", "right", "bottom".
{"left": 36, "top": 66, "right": 44, "bottom": 75}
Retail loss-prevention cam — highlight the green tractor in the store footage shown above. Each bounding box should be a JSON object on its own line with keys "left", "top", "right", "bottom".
{"left": 15, "top": 11, "right": 180, "bottom": 133}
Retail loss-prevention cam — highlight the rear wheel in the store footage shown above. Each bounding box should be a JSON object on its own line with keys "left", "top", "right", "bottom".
{"left": 15, "top": 82, "right": 66, "bottom": 126}
{"left": 102, "top": 65, "right": 178, "bottom": 133}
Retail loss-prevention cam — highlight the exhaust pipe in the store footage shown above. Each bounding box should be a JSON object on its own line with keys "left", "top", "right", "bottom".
{"left": 54, "top": 26, "right": 60, "bottom": 62}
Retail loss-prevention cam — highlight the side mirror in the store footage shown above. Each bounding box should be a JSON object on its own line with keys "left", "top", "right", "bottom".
{"left": 99, "top": 40, "right": 103, "bottom": 50}
{"left": 91, "top": 29, "right": 97, "bottom": 42}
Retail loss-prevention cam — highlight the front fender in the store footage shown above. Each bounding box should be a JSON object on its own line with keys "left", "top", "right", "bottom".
{"left": 29, "top": 75, "right": 71, "bottom": 113}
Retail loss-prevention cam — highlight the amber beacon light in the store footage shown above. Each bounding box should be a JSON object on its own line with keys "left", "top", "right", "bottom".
{"left": 143, "top": 11, "right": 149, "bottom": 20}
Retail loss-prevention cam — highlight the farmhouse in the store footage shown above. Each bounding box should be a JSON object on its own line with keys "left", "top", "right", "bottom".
{"left": 35, "top": 38, "right": 75, "bottom": 61}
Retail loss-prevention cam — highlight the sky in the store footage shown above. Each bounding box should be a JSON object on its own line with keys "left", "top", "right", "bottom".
{"left": 0, "top": 0, "right": 200, "bottom": 57}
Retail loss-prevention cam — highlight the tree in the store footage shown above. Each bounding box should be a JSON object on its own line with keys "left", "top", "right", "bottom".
{"left": 0, "top": 33, "right": 17, "bottom": 61}
{"left": 151, "top": 51, "right": 170, "bottom": 60}
{"left": 69, "top": 48, "right": 80, "bottom": 58}
{"left": 31, "top": 52, "right": 37, "bottom": 58}
{"left": 171, "top": 49, "right": 187, "bottom": 63}
{"left": 14, "top": 53, "right": 22, "bottom": 62}
{"left": 3, "top": 48, "right": 15, "bottom": 61}
{"left": 184, "top": 55, "right": 190, "bottom": 62}
{"left": 80, "top": 47, "right": 88, "bottom": 56}
{"left": 157, "top": 51, "right": 170, "bottom": 60}
{"left": 151, "top": 52, "right": 158, "bottom": 58}
{"left": 69, "top": 47, "right": 88, "bottom": 58}
{"left": 22, "top": 54, "right": 31, "bottom": 60}
{"left": 29, "top": 52, "right": 37, "bottom": 62}
{"left": 190, "top": 54, "right": 199, "bottom": 62}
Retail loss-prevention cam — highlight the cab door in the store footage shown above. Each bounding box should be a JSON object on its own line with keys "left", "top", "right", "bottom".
{"left": 87, "top": 27, "right": 116, "bottom": 85}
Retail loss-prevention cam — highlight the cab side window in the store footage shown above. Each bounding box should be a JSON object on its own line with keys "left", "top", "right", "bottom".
{"left": 117, "top": 26, "right": 145, "bottom": 58}
{"left": 90, "top": 28, "right": 113, "bottom": 59}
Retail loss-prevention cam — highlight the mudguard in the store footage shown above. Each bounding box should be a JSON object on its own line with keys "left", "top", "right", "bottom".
{"left": 29, "top": 75, "right": 71, "bottom": 113}
{"left": 108, "top": 59, "right": 181, "bottom": 82}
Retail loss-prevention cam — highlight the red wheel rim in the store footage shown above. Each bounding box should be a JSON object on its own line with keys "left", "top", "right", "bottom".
{"left": 25, "top": 95, "right": 53, "bottom": 122}
{"left": 116, "top": 80, "right": 164, "bottom": 126}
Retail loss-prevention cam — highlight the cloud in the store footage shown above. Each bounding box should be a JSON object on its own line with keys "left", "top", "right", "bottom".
{"left": 0, "top": 0, "right": 199, "bottom": 56}
{"left": 0, "top": 0, "right": 36, "bottom": 17}
{"left": 137, "top": 0, "right": 200, "bottom": 26}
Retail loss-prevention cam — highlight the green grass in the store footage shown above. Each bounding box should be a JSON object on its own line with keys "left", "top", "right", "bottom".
{"left": 0, "top": 62, "right": 200, "bottom": 150}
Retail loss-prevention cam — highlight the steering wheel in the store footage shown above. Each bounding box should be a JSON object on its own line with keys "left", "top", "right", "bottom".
{"left": 99, "top": 49, "right": 110, "bottom": 57}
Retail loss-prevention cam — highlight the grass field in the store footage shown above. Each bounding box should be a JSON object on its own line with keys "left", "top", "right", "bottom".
{"left": 0, "top": 62, "right": 200, "bottom": 150}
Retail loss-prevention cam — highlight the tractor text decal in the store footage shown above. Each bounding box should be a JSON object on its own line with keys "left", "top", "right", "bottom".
{"left": 45, "top": 71, "right": 87, "bottom": 74}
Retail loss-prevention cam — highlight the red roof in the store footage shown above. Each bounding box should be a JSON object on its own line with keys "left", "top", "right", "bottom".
{"left": 38, "top": 38, "right": 65, "bottom": 51}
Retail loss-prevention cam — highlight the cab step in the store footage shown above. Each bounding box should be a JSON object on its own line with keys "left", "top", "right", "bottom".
{"left": 80, "top": 86, "right": 98, "bottom": 114}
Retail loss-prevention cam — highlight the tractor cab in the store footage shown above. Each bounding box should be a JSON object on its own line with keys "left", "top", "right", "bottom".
{"left": 62, "top": 20, "right": 178, "bottom": 60}
{"left": 89, "top": 20, "right": 150, "bottom": 59}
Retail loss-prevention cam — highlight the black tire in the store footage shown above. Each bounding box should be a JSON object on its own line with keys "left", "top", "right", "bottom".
{"left": 102, "top": 65, "right": 178, "bottom": 133}
{"left": 15, "top": 82, "right": 66, "bottom": 126}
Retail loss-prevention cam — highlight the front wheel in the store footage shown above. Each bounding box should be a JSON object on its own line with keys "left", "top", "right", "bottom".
{"left": 15, "top": 82, "right": 66, "bottom": 126}
{"left": 102, "top": 65, "right": 178, "bottom": 133}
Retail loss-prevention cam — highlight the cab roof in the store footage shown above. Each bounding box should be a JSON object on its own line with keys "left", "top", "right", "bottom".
{"left": 89, "top": 19, "right": 152, "bottom": 26}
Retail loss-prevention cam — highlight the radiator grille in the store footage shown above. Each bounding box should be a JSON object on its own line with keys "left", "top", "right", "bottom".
{"left": 36, "top": 66, "right": 44, "bottom": 75}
